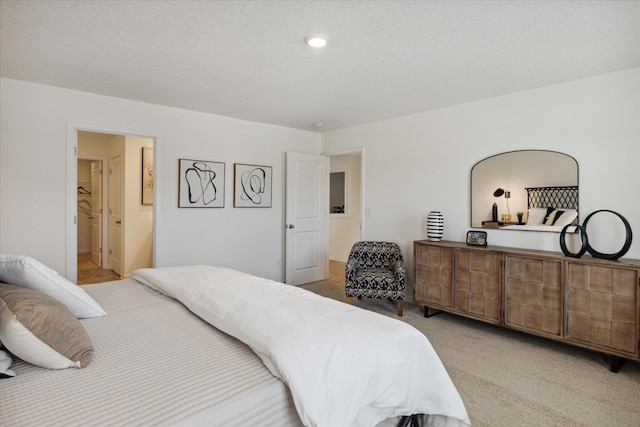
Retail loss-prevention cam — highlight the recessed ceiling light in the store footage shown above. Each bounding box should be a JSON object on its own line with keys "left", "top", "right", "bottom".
{"left": 304, "top": 34, "right": 328, "bottom": 48}
{"left": 313, "top": 122, "right": 324, "bottom": 128}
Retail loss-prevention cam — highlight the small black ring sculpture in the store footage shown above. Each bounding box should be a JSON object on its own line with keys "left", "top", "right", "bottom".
{"left": 582, "top": 209, "right": 633, "bottom": 261}
{"left": 560, "top": 224, "right": 588, "bottom": 258}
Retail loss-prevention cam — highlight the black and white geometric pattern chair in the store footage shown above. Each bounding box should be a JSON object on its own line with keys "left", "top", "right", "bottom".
{"left": 345, "top": 241, "right": 406, "bottom": 316}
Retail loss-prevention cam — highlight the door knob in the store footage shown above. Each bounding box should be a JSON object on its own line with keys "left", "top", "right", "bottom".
{"left": 287, "top": 224, "right": 295, "bottom": 229}
{"left": 115, "top": 220, "right": 122, "bottom": 224}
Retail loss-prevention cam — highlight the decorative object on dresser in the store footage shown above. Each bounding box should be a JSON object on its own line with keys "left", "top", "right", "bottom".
{"left": 466, "top": 230, "right": 487, "bottom": 246}
{"left": 560, "top": 209, "right": 632, "bottom": 261}
{"left": 345, "top": 241, "right": 406, "bottom": 316}
{"left": 414, "top": 240, "right": 640, "bottom": 372}
{"left": 426, "top": 211, "right": 444, "bottom": 241}
{"left": 559, "top": 223, "right": 589, "bottom": 258}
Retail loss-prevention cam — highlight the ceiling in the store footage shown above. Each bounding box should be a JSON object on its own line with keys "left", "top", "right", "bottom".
{"left": 1, "top": 1, "right": 638, "bottom": 133}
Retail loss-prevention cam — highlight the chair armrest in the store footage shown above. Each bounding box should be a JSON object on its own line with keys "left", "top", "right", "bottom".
{"left": 345, "top": 259, "right": 358, "bottom": 285}
{"left": 394, "top": 260, "right": 407, "bottom": 287}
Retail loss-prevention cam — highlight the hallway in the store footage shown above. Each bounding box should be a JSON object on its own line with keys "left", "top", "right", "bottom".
{"left": 77, "top": 253, "right": 120, "bottom": 285}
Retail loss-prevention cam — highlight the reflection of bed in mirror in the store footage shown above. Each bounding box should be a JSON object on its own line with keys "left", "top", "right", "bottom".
{"left": 500, "top": 185, "right": 579, "bottom": 232}
{"left": 470, "top": 150, "right": 579, "bottom": 231}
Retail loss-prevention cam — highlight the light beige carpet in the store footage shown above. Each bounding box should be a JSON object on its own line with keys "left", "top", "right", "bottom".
{"left": 301, "top": 269, "right": 640, "bottom": 427}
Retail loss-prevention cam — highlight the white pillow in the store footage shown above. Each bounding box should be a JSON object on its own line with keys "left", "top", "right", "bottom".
{"left": 0, "top": 255, "right": 106, "bottom": 318}
{"left": 526, "top": 208, "right": 548, "bottom": 225}
{"left": 543, "top": 209, "right": 578, "bottom": 227}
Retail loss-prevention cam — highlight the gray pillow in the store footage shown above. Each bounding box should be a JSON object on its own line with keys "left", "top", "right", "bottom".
{"left": 0, "top": 283, "right": 94, "bottom": 369}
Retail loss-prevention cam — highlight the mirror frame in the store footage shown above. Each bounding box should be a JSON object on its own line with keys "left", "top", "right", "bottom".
{"left": 470, "top": 150, "right": 579, "bottom": 231}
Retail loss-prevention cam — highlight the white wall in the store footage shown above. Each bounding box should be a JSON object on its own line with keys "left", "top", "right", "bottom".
{"left": 124, "top": 136, "right": 154, "bottom": 277}
{"left": 322, "top": 68, "right": 640, "bottom": 297}
{"left": 2, "top": 69, "right": 638, "bottom": 287}
{"left": 0, "top": 78, "right": 321, "bottom": 281}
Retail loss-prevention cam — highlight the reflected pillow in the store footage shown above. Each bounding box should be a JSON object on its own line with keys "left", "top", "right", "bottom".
{"left": 0, "top": 254, "right": 106, "bottom": 318}
{"left": 543, "top": 209, "right": 578, "bottom": 227}
{"left": 0, "top": 283, "right": 94, "bottom": 370}
{"left": 526, "top": 208, "right": 549, "bottom": 225}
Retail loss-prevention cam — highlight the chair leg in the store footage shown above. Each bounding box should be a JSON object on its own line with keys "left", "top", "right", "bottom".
{"left": 397, "top": 300, "right": 403, "bottom": 317}
{"left": 346, "top": 296, "right": 352, "bottom": 305}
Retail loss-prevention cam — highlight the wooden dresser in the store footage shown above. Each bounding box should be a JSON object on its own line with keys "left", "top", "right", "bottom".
{"left": 413, "top": 240, "right": 640, "bottom": 372}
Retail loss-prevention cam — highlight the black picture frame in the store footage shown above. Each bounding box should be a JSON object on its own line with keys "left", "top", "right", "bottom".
{"left": 466, "top": 230, "right": 487, "bottom": 246}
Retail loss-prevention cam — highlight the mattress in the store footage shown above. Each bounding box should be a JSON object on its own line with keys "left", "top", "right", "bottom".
{"left": 0, "top": 278, "right": 302, "bottom": 426}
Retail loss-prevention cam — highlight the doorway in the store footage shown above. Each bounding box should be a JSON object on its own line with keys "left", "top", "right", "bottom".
{"left": 72, "top": 129, "right": 154, "bottom": 284}
{"left": 77, "top": 157, "right": 119, "bottom": 284}
{"left": 327, "top": 149, "right": 364, "bottom": 263}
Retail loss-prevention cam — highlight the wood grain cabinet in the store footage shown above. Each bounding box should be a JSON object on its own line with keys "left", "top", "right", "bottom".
{"left": 454, "top": 249, "right": 502, "bottom": 323}
{"left": 565, "top": 262, "right": 638, "bottom": 356}
{"left": 504, "top": 255, "right": 562, "bottom": 337}
{"left": 414, "top": 240, "right": 640, "bottom": 371}
{"left": 414, "top": 244, "right": 454, "bottom": 309}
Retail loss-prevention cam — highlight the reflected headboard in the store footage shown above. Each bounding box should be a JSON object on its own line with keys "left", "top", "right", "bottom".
{"left": 526, "top": 186, "right": 579, "bottom": 210}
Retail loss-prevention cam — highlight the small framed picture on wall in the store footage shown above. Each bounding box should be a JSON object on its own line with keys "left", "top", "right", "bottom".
{"left": 178, "top": 159, "right": 225, "bottom": 208}
{"left": 233, "top": 163, "right": 272, "bottom": 208}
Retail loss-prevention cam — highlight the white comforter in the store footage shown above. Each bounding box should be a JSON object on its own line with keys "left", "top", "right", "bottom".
{"left": 133, "top": 265, "right": 470, "bottom": 427}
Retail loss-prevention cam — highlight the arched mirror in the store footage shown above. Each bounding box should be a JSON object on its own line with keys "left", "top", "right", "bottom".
{"left": 470, "top": 150, "right": 578, "bottom": 231}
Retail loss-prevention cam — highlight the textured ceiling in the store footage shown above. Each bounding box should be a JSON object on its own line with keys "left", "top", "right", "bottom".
{"left": 1, "top": 0, "right": 638, "bottom": 132}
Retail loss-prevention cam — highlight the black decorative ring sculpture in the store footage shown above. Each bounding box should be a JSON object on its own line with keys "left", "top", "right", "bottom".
{"left": 559, "top": 224, "right": 588, "bottom": 258}
{"left": 582, "top": 209, "right": 633, "bottom": 261}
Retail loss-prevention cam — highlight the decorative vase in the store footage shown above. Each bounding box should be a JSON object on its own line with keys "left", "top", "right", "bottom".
{"left": 426, "top": 211, "right": 444, "bottom": 241}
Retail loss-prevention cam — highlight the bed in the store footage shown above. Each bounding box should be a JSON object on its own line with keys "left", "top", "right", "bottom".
{"left": 500, "top": 185, "right": 579, "bottom": 232}
{"left": 0, "top": 256, "right": 470, "bottom": 427}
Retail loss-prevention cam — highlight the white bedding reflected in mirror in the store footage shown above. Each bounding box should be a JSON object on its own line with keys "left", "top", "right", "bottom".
{"left": 470, "top": 150, "right": 578, "bottom": 231}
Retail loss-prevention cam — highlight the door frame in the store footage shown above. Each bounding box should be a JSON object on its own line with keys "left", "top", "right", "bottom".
{"left": 78, "top": 156, "right": 108, "bottom": 268}
{"left": 66, "top": 122, "right": 158, "bottom": 282}
{"left": 323, "top": 147, "right": 365, "bottom": 242}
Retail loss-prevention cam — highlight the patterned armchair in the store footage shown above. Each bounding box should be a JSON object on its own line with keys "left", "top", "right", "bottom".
{"left": 345, "top": 241, "right": 406, "bottom": 316}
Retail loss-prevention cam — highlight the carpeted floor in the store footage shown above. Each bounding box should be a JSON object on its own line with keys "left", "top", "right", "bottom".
{"left": 301, "top": 261, "right": 640, "bottom": 427}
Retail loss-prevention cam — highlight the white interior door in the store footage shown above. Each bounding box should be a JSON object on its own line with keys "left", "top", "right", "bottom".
{"left": 108, "top": 155, "right": 122, "bottom": 276}
{"left": 90, "top": 161, "right": 103, "bottom": 267}
{"left": 285, "top": 152, "right": 328, "bottom": 285}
